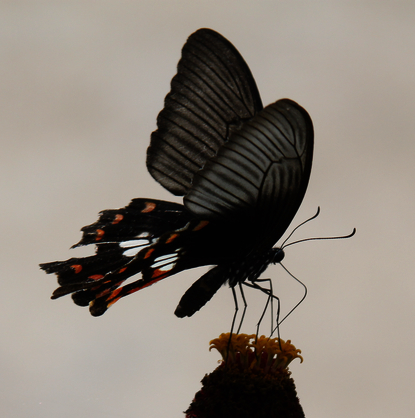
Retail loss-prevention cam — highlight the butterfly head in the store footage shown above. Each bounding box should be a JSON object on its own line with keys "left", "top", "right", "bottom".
{"left": 272, "top": 247, "right": 285, "bottom": 264}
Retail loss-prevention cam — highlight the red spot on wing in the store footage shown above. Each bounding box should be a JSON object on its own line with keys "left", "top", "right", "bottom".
{"left": 144, "top": 248, "right": 155, "bottom": 259}
{"left": 95, "top": 281, "right": 123, "bottom": 299}
{"left": 107, "top": 297, "right": 122, "bottom": 308}
{"left": 112, "top": 214, "right": 123, "bottom": 224}
{"left": 88, "top": 274, "right": 104, "bottom": 281}
{"left": 193, "top": 220, "right": 209, "bottom": 231}
{"left": 106, "top": 288, "right": 123, "bottom": 307}
{"left": 95, "top": 229, "right": 105, "bottom": 241}
{"left": 118, "top": 267, "right": 127, "bottom": 274}
{"left": 142, "top": 201, "right": 156, "bottom": 213}
{"left": 166, "top": 233, "right": 178, "bottom": 244}
{"left": 107, "top": 287, "right": 122, "bottom": 300}
{"left": 70, "top": 264, "right": 82, "bottom": 274}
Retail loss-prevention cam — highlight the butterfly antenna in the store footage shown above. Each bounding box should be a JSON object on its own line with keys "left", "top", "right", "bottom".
{"left": 283, "top": 227, "right": 356, "bottom": 250}
{"left": 269, "top": 226, "right": 355, "bottom": 335}
{"left": 281, "top": 207, "right": 321, "bottom": 248}
{"left": 271, "top": 263, "right": 308, "bottom": 335}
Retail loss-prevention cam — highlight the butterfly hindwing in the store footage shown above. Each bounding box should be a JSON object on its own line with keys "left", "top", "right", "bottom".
{"left": 184, "top": 99, "right": 313, "bottom": 249}
{"left": 40, "top": 200, "right": 191, "bottom": 311}
{"left": 77, "top": 216, "right": 232, "bottom": 316}
{"left": 41, "top": 199, "right": 230, "bottom": 316}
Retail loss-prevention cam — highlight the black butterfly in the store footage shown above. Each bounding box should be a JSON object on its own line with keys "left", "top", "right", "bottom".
{"left": 40, "top": 28, "right": 313, "bottom": 318}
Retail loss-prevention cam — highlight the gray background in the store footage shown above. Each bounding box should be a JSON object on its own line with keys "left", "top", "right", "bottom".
{"left": 1, "top": 1, "right": 414, "bottom": 417}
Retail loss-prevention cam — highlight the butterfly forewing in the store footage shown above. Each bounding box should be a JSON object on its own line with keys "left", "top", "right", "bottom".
{"left": 147, "top": 28, "right": 263, "bottom": 196}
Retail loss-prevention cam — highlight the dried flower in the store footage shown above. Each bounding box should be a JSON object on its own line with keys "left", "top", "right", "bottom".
{"left": 185, "top": 333, "right": 304, "bottom": 418}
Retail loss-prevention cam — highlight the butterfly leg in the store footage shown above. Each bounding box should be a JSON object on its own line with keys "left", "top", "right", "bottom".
{"left": 224, "top": 285, "right": 248, "bottom": 362}
{"left": 229, "top": 286, "right": 238, "bottom": 337}
{"left": 254, "top": 278, "right": 279, "bottom": 338}
{"left": 243, "top": 278, "right": 281, "bottom": 341}
{"left": 235, "top": 282, "right": 248, "bottom": 334}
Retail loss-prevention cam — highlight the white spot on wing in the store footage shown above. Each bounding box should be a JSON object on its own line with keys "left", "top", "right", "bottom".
{"left": 151, "top": 254, "right": 178, "bottom": 268}
{"left": 120, "top": 239, "right": 149, "bottom": 248}
{"left": 153, "top": 253, "right": 178, "bottom": 263}
{"left": 120, "top": 238, "right": 152, "bottom": 257}
{"left": 158, "top": 263, "right": 175, "bottom": 272}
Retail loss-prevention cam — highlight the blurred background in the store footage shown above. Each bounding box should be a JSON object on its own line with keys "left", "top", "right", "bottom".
{"left": 1, "top": 1, "right": 414, "bottom": 417}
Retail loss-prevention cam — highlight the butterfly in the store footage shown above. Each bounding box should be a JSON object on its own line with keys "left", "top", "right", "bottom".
{"left": 40, "top": 28, "right": 313, "bottom": 318}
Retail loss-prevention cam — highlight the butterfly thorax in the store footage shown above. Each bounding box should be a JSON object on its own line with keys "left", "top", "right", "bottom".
{"left": 225, "top": 247, "right": 284, "bottom": 287}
